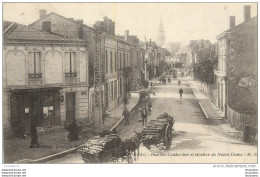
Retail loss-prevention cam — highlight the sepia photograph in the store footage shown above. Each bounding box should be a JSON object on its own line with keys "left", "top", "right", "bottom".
{"left": 2, "top": 2, "right": 258, "bottom": 168}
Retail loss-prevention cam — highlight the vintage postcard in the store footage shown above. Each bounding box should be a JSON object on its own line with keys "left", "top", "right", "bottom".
{"left": 2, "top": 2, "right": 257, "bottom": 166}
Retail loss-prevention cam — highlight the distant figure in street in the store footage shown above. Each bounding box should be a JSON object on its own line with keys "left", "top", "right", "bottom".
{"left": 163, "top": 78, "right": 166, "bottom": 85}
{"left": 30, "top": 121, "right": 39, "bottom": 148}
{"left": 178, "top": 79, "right": 181, "bottom": 86}
{"left": 168, "top": 77, "right": 171, "bottom": 83}
{"left": 141, "top": 106, "right": 148, "bottom": 126}
{"left": 122, "top": 107, "right": 130, "bottom": 126}
{"left": 123, "top": 94, "right": 128, "bottom": 107}
{"left": 179, "top": 88, "right": 183, "bottom": 99}
{"left": 67, "top": 120, "right": 80, "bottom": 141}
{"left": 243, "top": 123, "right": 251, "bottom": 143}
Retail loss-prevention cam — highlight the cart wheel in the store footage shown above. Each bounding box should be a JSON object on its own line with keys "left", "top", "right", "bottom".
{"left": 164, "top": 125, "right": 172, "bottom": 150}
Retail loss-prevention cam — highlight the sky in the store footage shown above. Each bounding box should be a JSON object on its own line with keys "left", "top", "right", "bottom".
{"left": 3, "top": 3, "right": 257, "bottom": 46}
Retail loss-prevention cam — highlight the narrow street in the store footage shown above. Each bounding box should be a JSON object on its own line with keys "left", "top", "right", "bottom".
{"left": 49, "top": 76, "right": 257, "bottom": 164}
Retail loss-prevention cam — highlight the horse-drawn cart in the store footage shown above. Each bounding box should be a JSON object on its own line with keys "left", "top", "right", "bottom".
{"left": 78, "top": 133, "right": 140, "bottom": 163}
{"left": 141, "top": 113, "right": 175, "bottom": 150}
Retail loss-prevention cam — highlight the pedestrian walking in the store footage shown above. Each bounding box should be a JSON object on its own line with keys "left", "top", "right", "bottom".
{"left": 178, "top": 79, "right": 181, "bottom": 86}
{"left": 179, "top": 88, "right": 183, "bottom": 99}
{"left": 30, "top": 121, "right": 39, "bottom": 148}
{"left": 168, "top": 77, "right": 171, "bottom": 83}
{"left": 123, "top": 94, "right": 128, "bottom": 107}
{"left": 141, "top": 105, "right": 148, "bottom": 126}
{"left": 122, "top": 107, "right": 130, "bottom": 125}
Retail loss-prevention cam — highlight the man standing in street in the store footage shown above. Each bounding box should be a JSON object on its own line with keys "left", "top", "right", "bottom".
{"left": 179, "top": 88, "right": 183, "bottom": 99}
{"left": 141, "top": 105, "right": 148, "bottom": 126}
{"left": 123, "top": 94, "right": 128, "bottom": 107}
{"left": 122, "top": 107, "right": 130, "bottom": 126}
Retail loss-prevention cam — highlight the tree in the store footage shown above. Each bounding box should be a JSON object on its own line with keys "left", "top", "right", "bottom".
{"left": 192, "top": 57, "right": 217, "bottom": 84}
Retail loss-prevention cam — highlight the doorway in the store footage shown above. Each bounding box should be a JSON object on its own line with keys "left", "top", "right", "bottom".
{"left": 31, "top": 95, "right": 43, "bottom": 127}
{"left": 66, "top": 92, "right": 75, "bottom": 123}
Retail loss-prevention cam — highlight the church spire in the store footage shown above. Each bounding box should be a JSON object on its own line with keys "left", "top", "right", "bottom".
{"left": 157, "top": 17, "right": 165, "bottom": 47}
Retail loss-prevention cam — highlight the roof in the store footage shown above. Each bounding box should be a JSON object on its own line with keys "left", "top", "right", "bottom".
{"left": 4, "top": 22, "right": 86, "bottom": 43}
{"left": 29, "top": 12, "right": 95, "bottom": 30}
{"left": 217, "top": 16, "right": 257, "bottom": 39}
{"left": 226, "top": 16, "right": 257, "bottom": 32}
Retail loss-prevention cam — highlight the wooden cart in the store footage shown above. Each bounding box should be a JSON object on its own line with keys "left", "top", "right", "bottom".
{"left": 78, "top": 134, "right": 134, "bottom": 163}
{"left": 141, "top": 113, "right": 174, "bottom": 150}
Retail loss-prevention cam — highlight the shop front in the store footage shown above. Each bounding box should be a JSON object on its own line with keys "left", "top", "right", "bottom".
{"left": 9, "top": 88, "right": 61, "bottom": 135}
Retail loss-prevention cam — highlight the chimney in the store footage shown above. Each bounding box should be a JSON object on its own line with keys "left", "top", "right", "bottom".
{"left": 42, "top": 21, "right": 51, "bottom": 33}
{"left": 244, "top": 5, "right": 251, "bottom": 22}
{"left": 124, "top": 30, "right": 129, "bottom": 41}
{"left": 39, "top": 9, "right": 47, "bottom": 19}
{"left": 150, "top": 39, "right": 152, "bottom": 46}
{"left": 230, "top": 16, "right": 236, "bottom": 29}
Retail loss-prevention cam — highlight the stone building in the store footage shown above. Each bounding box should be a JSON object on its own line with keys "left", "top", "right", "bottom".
{"left": 30, "top": 10, "right": 95, "bottom": 87}
{"left": 30, "top": 10, "right": 131, "bottom": 125}
{"left": 3, "top": 21, "right": 88, "bottom": 136}
{"left": 215, "top": 5, "right": 257, "bottom": 120}
{"left": 119, "top": 30, "right": 144, "bottom": 91}
{"left": 102, "top": 33, "right": 130, "bottom": 111}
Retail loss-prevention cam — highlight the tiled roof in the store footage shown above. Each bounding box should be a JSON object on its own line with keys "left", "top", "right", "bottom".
{"left": 4, "top": 22, "right": 85, "bottom": 43}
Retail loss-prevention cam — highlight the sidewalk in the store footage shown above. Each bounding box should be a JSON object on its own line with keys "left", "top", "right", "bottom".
{"left": 103, "top": 96, "right": 139, "bottom": 131}
{"left": 185, "top": 77, "right": 243, "bottom": 141}
{"left": 186, "top": 77, "right": 223, "bottom": 119}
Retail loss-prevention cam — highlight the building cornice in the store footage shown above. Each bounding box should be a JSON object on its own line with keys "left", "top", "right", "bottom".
{"left": 216, "top": 31, "right": 231, "bottom": 40}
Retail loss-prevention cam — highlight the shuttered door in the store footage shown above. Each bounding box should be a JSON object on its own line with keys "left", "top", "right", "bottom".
{"left": 66, "top": 92, "right": 76, "bottom": 123}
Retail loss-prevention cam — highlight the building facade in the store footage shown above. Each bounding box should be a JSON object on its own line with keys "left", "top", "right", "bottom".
{"left": 215, "top": 5, "right": 257, "bottom": 118}
{"left": 3, "top": 22, "right": 88, "bottom": 136}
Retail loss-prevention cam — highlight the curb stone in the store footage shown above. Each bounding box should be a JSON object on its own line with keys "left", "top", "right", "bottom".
{"left": 186, "top": 79, "right": 209, "bottom": 119}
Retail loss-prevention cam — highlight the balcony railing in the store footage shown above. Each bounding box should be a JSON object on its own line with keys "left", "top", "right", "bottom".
{"left": 65, "top": 72, "right": 77, "bottom": 77}
{"left": 28, "top": 73, "right": 42, "bottom": 78}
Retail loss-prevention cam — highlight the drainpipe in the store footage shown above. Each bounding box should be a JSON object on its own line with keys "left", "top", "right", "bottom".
{"left": 87, "top": 87, "right": 90, "bottom": 124}
{"left": 225, "top": 77, "right": 228, "bottom": 119}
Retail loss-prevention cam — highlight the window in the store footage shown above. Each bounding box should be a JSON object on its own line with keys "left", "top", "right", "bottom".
{"left": 110, "top": 51, "right": 113, "bottom": 72}
{"left": 65, "top": 52, "right": 76, "bottom": 77}
{"left": 126, "top": 53, "right": 128, "bottom": 67}
{"left": 114, "top": 50, "right": 117, "bottom": 71}
{"left": 43, "top": 94, "right": 54, "bottom": 119}
{"left": 119, "top": 78, "right": 122, "bottom": 95}
{"left": 114, "top": 80, "right": 117, "bottom": 99}
{"left": 28, "top": 51, "right": 41, "bottom": 78}
{"left": 123, "top": 52, "right": 126, "bottom": 68}
{"left": 120, "top": 53, "right": 122, "bottom": 69}
{"left": 111, "top": 81, "right": 114, "bottom": 100}
{"left": 105, "top": 50, "right": 108, "bottom": 73}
